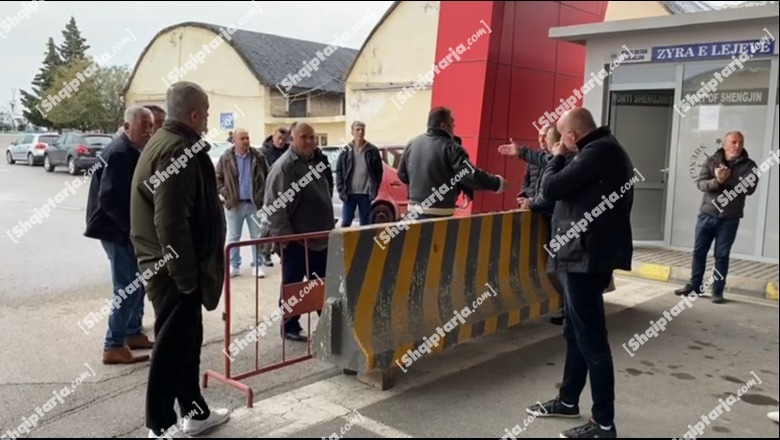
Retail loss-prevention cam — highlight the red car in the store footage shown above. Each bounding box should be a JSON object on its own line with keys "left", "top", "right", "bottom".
{"left": 321, "top": 144, "right": 469, "bottom": 225}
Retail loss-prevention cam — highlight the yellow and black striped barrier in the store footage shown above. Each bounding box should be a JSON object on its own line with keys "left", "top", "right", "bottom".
{"left": 314, "top": 210, "right": 562, "bottom": 383}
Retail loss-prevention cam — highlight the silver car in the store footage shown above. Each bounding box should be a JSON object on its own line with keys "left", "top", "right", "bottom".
{"left": 5, "top": 133, "right": 60, "bottom": 166}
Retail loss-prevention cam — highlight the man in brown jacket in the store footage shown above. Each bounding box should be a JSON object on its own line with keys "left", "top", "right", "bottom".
{"left": 215, "top": 128, "right": 271, "bottom": 278}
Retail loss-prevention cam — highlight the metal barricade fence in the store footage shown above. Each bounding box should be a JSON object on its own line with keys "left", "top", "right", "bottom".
{"left": 202, "top": 231, "right": 329, "bottom": 408}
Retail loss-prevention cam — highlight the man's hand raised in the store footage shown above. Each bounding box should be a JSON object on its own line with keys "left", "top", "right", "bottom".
{"left": 497, "top": 138, "right": 522, "bottom": 157}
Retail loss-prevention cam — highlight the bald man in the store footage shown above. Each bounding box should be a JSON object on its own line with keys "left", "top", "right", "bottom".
{"left": 674, "top": 131, "right": 758, "bottom": 303}
{"left": 524, "top": 107, "right": 633, "bottom": 439}
{"left": 262, "top": 122, "right": 334, "bottom": 341}
{"left": 216, "top": 128, "right": 271, "bottom": 278}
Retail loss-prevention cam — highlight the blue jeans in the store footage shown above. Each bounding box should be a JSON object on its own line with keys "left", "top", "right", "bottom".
{"left": 690, "top": 212, "right": 740, "bottom": 296}
{"left": 226, "top": 202, "right": 261, "bottom": 268}
{"left": 341, "top": 194, "right": 371, "bottom": 227}
{"left": 101, "top": 240, "right": 145, "bottom": 349}
{"left": 559, "top": 272, "right": 614, "bottom": 426}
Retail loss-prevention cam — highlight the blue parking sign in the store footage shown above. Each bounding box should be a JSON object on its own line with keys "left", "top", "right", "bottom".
{"left": 220, "top": 113, "right": 234, "bottom": 130}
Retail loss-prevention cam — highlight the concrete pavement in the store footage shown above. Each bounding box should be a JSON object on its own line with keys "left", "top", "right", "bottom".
{"left": 202, "top": 278, "right": 779, "bottom": 439}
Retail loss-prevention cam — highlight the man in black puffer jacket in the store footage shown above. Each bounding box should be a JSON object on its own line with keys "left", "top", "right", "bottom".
{"left": 525, "top": 108, "right": 633, "bottom": 439}
{"left": 260, "top": 126, "right": 290, "bottom": 167}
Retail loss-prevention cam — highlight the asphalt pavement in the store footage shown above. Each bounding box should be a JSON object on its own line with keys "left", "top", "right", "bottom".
{"left": 0, "top": 144, "right": 778, "bottom": 439}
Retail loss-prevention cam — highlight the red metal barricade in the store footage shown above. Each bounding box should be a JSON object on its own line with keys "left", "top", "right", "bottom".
{"left": 202, "top": 231, "right": 329, "bottom": 408}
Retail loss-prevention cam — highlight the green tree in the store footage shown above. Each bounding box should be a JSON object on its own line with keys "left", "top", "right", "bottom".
{"left": 94, "top": 65, "right": 131, "bottom": 133}
{"left": 44, "top": 60, "right": 130, "bottom": 132}
{"left": 20, "top": 37, "right": 63, "bottom": 130}
{"left": 58, "top": 16, "right": 90, "bottom": 65}
{"left": 44, "top": 58, "right": 101, "bottom": 131}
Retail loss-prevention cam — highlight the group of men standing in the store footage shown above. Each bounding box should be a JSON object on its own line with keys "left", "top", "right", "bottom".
{"left": 83, "top": 80, "right": 388, "bottom": 438}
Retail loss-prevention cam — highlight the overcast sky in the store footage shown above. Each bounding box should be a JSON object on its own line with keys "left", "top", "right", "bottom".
{"left": 0, "top": 0, "right": 394, "bottom": 113}
{"left": 0, "top": 1, "right": 746, "bottom": 115}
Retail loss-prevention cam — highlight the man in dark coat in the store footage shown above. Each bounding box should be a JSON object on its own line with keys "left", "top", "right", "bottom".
{"left": 335, "top": 121, "right": 384, "bottom": 226}
{"left": 85, "top": 106, "right": 156, "bottom": 365}
{"left": 525, "top": 108, "right": 634, "bottom": 439}
{"left": 674, "top": 131, "right": 759, "bottom": 303}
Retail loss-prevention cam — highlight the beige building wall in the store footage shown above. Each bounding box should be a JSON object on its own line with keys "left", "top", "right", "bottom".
{"left": 345, "top": 1, "right": 441, "bottom": 144}
{"left": 124, "top": 26, "right": 266, "bottom": 142}
{"left": 604, "top": 1, "right": 670, "bottom": 21}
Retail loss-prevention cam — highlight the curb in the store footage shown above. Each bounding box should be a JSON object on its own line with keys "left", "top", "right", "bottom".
{"left": 615, "top": 262, "right": 778, "bottom": 302}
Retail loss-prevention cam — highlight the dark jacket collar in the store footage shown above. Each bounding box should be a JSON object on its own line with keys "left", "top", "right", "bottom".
{"left": 575, "top": 126, "right": 612, "bottom": 151}
{"left": 162, "top": 120, "right": 210, "bottom": 153}
{"left": 715, "top": 147, "right": 749, "bottom": 164}
{"left": 349, "top": 140, "right": 377, "bottom": 151}
{"left": 426, "top": 127, "right": 454, "bottom": 139}
{"left": 118, "top": 132, "right": 142, "bottom": 153}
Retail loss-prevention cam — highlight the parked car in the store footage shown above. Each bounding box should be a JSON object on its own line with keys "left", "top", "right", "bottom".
{"left": 208, "top": 142, "right": 231, "bottom": 166}
{"left": 320, "top": 144, "right": 409, "bottom": 226}
{"left": 42, "top": 133, "right": 113, "bottom": 175}
{"left": 5, "top": 133, "right": 60, "bottom": 166}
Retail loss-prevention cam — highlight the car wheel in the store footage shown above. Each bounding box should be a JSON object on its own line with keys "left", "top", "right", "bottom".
{"left": 369, "top": 203, "right": 395, "bottom": 225}
{"left": 27, "top": 153, "right": 36, "bottom": 166}
{"left": 67, "top": 157, "right": 78, "bottom": 175}
{"left": 5, "top": 150, "right": 14, "bottom": 164}
{"left": 43, "top": 155, "right": 55, "bottom": 172}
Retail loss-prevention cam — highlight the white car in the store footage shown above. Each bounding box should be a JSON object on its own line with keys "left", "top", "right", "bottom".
{"left": 5, "top": 133, "right": 60, "bottom": 166}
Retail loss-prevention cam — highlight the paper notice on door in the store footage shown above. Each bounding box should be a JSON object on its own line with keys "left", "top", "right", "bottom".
{"left": 698, "top": 106, "right": 719, "bottom": 131}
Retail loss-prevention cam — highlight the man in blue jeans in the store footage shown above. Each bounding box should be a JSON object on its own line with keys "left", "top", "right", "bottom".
{"left": 216, "top": 128, "right": 271, "bottom": 278}
{"left": 527, "top": 108, "right": 634, "bottom": 438}
{"left": 85, "top": 106, "right": 156, "bottom": 364}
{"left": 335, "top": 121, "right": 383, "bottom": 226}
{"left": 675, "top": 131, "right": 758, "bottom": 304}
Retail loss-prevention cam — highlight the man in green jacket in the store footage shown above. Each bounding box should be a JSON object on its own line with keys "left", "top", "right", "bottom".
{"left": 130, "top": 81, "right": 230, "bottom": 438}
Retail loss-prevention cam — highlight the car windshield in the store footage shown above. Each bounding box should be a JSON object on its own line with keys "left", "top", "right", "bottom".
{"left": 83, "top": 135, "right": 113, "bottom": 147}
{"left": 38, "top": 135, "right": 58, "bottom": 144}
{"left": 320, "top": 147, "right": 340, "bottom": 170}
{"left": 208, "top": 143, "right": 230, "bottom": 159}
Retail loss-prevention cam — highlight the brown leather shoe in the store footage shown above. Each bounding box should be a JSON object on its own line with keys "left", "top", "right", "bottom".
{"left": 125, "top": 334, "right": 154, "bottom": 350}
{"left": 102, "top": 346, "right": 150, "bottom": 365}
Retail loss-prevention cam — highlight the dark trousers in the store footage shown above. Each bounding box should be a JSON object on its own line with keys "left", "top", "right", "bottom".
{"left": 559, "top": 272, "right": 614, "bottom": 426}
{"left": 690, "top": 212, "right": 740, "bottom": 296}
{"left": 146, "top": 284, "right": 209, "bottom": 434}
{"left": 281, "top": 243, "right": 327, "bottom": 334}
{"left": 100, "top": 240, "right": 145, "bottom": 349}
{"left": 341, "top": 194, "right": 372, "bottom": 226}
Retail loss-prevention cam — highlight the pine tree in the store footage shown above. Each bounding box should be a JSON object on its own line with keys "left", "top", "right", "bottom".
{"left": 58, "top": 16, "right": 90, "bottom": 65}
{"left": 20, "top": 37, "right": 63, "bottom": 129}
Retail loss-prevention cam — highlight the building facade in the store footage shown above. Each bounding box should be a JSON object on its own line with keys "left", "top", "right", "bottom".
{"left": 551, "top": 5, "right": 779, "bottom": 260}
{"left": 123, "top": 22, "right": 355, "bottom": 146}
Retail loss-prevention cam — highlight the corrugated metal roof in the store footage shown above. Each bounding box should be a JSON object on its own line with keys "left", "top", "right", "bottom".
{"left": 124, "top": 22, "right": 358, "bottom": 96}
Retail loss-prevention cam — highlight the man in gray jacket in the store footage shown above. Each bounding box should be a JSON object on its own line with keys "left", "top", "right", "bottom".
{"left": 397, "top": 107, "right": 506, "bottom": 219}
{"left": 674, "top": 131, "right": 759, "bottom": 303}
{"left": 261, "top": 122, "right": 334, "bottom": 341}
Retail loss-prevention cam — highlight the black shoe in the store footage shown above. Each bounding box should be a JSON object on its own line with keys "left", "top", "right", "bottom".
{"left": 284, "top": 331, "right": 307, "bottom": 342}
{"left": 526, "top": 398, "right": 580, "bottom": 418}
{"left": 550, "top": 316, "right": 564, "bottom": 326}
{"left": 262, "top": 254, "right": 274, "bottom": 267}
{"left": 674, "top": 284, "right": 703, "bottom": 296}
{"left": 712, "top": 294, "right": 726, "bottom": 304}
{"left": 560, "top": 420, "right": 616, "bottom": 438}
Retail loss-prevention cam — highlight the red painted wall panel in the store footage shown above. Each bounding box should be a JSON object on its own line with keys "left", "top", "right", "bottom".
{"left": 432, "top": 1, "right": 608, "bottom": 214}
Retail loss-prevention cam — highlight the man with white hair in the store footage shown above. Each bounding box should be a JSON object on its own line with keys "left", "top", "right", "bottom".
{"left": 85, "top": 106, "right": 155, "bottom": 365}
{"left": 130, "top": 81, "right": 230, "bottom": 437}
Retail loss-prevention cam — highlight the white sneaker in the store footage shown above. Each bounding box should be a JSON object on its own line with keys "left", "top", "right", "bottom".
{"left": 182, "top": 408, "right": 230, "bottom": 436}
{"left": 147, "top": 427, "right": 190, "bottom": 438}
{"left": 769, "top": 411, "right": 779, "bottom": 423}
{"left": 256, "top": 266, "right": 266, "bottom": 278}
{"left": 230, "top": 267, "right": 240, "bottom": 278}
